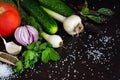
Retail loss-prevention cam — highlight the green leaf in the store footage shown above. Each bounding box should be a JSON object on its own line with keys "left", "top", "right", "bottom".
{"left": 86, "top": 15, "right": 105, "bottom": 23}
{"left": 14, "top": 60, "right": 24, "bottom": 73}
{"left": 22, "top": 50, "right": 39, "bottom": 68}
{"left": 41, "top": 48, "right": 50, "bottom": 63}
{"left": 97, "top": 8, "right": 114, "bottom": 16}
{"left": 26, "top": 42, "right": 35, "bottom": 50}
{"left": 80, "top": 0, "right": 90, "bottom": 16}
{"left": 39, "top": 42, "right": 52, "bottom": 50}
{"left": 80, "top": 7, "right": 90, "bottom": 16}
{"left": 39, "top": 42, "right": 48, "bottom": 50}
{"left": 47, "top": 42, "right": 52, "bottom": 47}
{"left": 41, "top": 47, "right": 60, "bottom": 63}
{"left": 33, "top": 41, "right": 41, "bottom": 51}
{"left": 49, "top": 48, "right": 60, "bottom": 61}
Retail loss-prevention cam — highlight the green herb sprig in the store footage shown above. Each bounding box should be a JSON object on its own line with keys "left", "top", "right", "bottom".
{"left": 80, "top": 0, "right": 114, "bottom": 23}
{"left": 14, "top": 42, "right": 60, "bottom": 73}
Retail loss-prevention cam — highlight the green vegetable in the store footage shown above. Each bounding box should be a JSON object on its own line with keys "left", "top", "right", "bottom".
{"left": 80, "top": 1, "right": 113, "bottom": 23}
{"left": 40, "top": 42, "right": 60, "bottom": 63}
{"left": 80, "top": 0, "right": 90, "bottom": 16}
{"left": 27, "top": 42, "right": 60, "bottom": 64}
{"left": 97, "top": 8, "right": 114, "bottom": 16}
{"left": 39, "top": 42, "right": 51, "bottom": 50}
{"left": 38, "top": 0, "right": 75, "bottom": 17}
{"left": 20, "top": 0, "right": 58, "bottom": 34}
{"left": 80, "top": 7, "right": 90, "bottom": 16}
{"left": 86, "top": 15, "right": 105, "bottom": 23}
{"left": 26, "top": 42, "right": 60, "bottom": 64}
{"left": 14, "top": 60, "right": 24, "bottom": 73}
{"left": 33, "top": 41, "right": 41, "bottom": 52}
{"left": 14, "top": 15, "right": 60, "bottom": 72}
{"left": 13, "top": 2, "right": 61, "bottom": 73}
{"left": 14, "top": 40, "right": 60, "bottom": 73}
{"left": 41, "top": 47, "right": 60, "bottom": 63}
{"left": 26, "top": 42, "right": 36, "bottom": 50}
{"left": 22, "top": 50, "right": 39, "bottom": 68}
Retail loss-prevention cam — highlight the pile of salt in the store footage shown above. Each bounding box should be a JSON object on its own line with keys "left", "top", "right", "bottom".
{"left": 0, "top": 62, "right": 13, "bottom": 79}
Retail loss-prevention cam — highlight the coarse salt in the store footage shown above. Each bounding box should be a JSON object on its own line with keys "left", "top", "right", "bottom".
{"left": 0, "top": 62, "right": 13, "bottom": 79}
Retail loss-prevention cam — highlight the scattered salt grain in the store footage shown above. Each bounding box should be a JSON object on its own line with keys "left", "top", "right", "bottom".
{"left": 99, "top": 36, "right": 112, "bottom": 45}
{"left": 87, "top": 50, "right": 105, "bottom": 61}
{"left": 0, "top": 62, "right": 13, "bottom": 79}
{"left": 84, "top": 33, "right": 115, "bottom": 63}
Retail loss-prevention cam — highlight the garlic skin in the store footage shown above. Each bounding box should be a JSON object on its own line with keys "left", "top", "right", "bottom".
{"left": 63, "top": 15, "right": 84, "bottom": 35}
{"left": 5, "top": 42, "right": 22, "bottom": 55}
{"left": 2, "top": 37, "right": 22, "bottom": 55}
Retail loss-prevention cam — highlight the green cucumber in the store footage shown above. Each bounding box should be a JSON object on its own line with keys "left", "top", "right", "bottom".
{"left": 13, "top": 1, "right": 42, "bottom": 31}
{"left": 38, "top": 0, "right": 75, "bottom": 17}
{"left": 20, "top": 0, "right": 58, "bottom": 34}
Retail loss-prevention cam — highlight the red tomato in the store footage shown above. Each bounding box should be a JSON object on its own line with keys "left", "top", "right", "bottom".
{"left": 0, "top": 2, "right": 21, "bottom": 37}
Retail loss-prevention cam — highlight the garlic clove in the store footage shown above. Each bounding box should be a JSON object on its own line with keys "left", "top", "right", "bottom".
{"left": 5, "top": 41, "right": 22, "bottom": 55}
{"left": 1, "top": 37, "right": 22, "bottom": 55}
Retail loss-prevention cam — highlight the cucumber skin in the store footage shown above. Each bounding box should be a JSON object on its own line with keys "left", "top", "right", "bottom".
{"left": 20, "top": 0, "right": 58, "bottom": 34}
{"left": 38, "top": 0, "right": 75, "bottom": 17}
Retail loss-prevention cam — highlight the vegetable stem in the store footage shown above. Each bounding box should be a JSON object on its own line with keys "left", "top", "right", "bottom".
{"left": 41, "top": 31, "right": 50, "bottom": 41}
{"left": 41, "top": 6, "right": 66, "bottom": 23}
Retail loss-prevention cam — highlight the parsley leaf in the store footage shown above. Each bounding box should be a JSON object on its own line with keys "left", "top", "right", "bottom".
{"left": 97, "top": 8, "right": 114, "bottom": 16}
{"left": 41, "top": 43, "right": 60, "bottom": 63}
{"left": 39, "top": 42, "right": 52, "bottom": 50}
{"left": 14, "top": 60, "right": 24, "bottom": 73}
{"left": 49, "top": 48, "right": 60, "bottom": 61}
{"left": 86, "top": 15, "right": 105, "bottom": 23}
{"left": 33, "top": 41, "right": 41, "bottom": 52}
{"left": 41, "top": 48, "right": 50, "bottom": 63}
{"left": 80, "top": 1, "right": 114, "bottom": 23}
{"left": 26, "top": 42, "right": 36, "bottom": 50}
{"left": 39, "top": 42, "right": 48, "bottom": 50}
{"left": 22, "top": 50, "right": 39, "bottom": 68}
